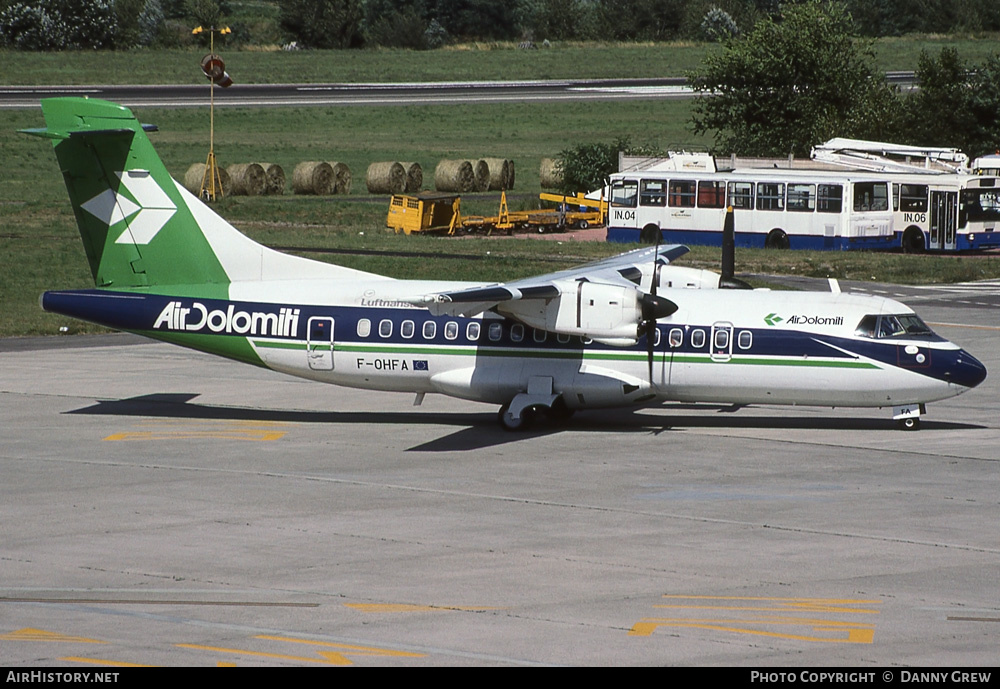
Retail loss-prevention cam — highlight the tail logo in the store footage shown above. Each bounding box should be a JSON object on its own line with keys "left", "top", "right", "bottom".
{"left": 80, "top": 169, "right": 177, "bottom": 245}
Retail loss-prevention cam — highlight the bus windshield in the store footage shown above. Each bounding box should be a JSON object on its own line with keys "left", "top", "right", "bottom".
{"left": 960, "top": 188, "right": 1000, "bottom": 224}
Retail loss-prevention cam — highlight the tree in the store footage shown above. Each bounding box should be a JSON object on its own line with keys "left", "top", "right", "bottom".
{"left": 557, "top": 136, "right": 661, "bottom": 194}
{"left": 903, "top": 49, "right": 1000, "bottom": 159}
{"left": 688, "top": 1, "right": 902, "bottom": 156}
{"left": 280, "top": 0, "right": 363, "bottom": 49}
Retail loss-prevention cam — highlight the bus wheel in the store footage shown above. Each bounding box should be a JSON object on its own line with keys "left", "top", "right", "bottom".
{"left": 640, "top": 224, "right": 661, "bottom": 244}
{"left": 765, "top": 229, "right": 789, "bottom": 250}
{"left": 902, "top": 227, "right": 925, "bottom": 253}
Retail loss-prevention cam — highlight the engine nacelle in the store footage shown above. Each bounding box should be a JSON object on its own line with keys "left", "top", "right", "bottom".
{"left": 497, "top": 280, "right": 644, "bottom": 343}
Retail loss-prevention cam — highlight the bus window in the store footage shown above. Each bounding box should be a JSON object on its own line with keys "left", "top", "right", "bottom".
{"left": 817, "top": 184, "right": 842, "bottom": 213}
{"left": 611, "top": 180, "right": 638, "bottom": 208}
{"left": 669, "top": 180, "right": 697, "bottom": 207}
{"left": 960, "top": 189, "right": 1000, "bottom": 223}
{"left": 899, "top": 184, "right": 928, "bottom": 212}
{"left": 698, "top": 181, "right": 726, "bottom": 208}
{"left": 787, "top": 183, "right": 816, "bottom": 212}
{"left": 853, "top": 182, "right": 889, "bottom": 212}
{"left": 640, "top": 179, "right": 666, "bottom": 207}
{"left": 728, "top": 181, "right": 753, "bottom": 209}
{"left": 757, "top": 182, "right": 784, "bottom": 211}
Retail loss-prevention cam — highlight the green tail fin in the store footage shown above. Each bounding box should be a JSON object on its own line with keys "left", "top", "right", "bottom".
{"left": 24, "top": 97, "right": 374, "bottom": 293}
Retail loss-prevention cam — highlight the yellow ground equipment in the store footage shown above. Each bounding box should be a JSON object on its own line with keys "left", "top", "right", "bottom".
{"left": 386, "top": 191, "right": 607, "bottom": 236}
{"left": 386, "top": 192, "right": 462, "bottom": 235}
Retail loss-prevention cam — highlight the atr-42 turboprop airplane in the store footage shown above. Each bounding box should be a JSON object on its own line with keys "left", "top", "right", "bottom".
{"left": 26, "top": 98, "right": 986, "bottom": 430}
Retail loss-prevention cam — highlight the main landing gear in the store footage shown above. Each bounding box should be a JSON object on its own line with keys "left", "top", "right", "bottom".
{"left": 498, "top": 378, "right": 574, "bottom": 431}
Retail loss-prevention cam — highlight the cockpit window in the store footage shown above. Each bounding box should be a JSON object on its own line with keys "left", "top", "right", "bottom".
{"left": 856, "top": 314, "right": 933, "bottom": 339}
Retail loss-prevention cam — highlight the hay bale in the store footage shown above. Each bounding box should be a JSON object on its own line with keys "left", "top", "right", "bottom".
{"left": 507, "top": 159, "right": 515, "bottom": 190}
{"left": 400, "top": 162, "right": 423, "bottom": 192}
{"left": 540, "top": 158, "right": 562, "bottom": 188}
{"left": 482, "top": 157, "right": 510, "bottom": 191}
{"left": 328, "top": 161, "right": 352, "bottom": 194}
{"left": 227, "top": 163, "right": 266, "bottom": 196}
{"left": 435, "top": 159, "right": 475, "bottom": 192}
{"left": 255, "top": 162, "right": 286, "bottom": 195}
{"left": 184, "top": 163, "right": 232, "bottom": 197}
{"left": 469, "top": 159, "right": 489, "bottom": 192}
{"left": 366, "top": 162, "right": 406, "bottom": 194}
{"left": 293, "top": 161, "right": 335, "bottom": 195}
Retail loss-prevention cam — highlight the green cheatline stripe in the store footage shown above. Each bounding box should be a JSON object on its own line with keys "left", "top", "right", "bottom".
{"left": 251, "top": 339, "right": 881, "bottom": 370}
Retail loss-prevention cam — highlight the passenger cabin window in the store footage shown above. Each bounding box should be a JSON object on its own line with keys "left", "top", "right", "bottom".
{"left": 640, "top": 179, "right": 666, "bottom": 207}
{"left": 728, "top": 181, "right": 754, "bottom": 210}
{"left": 511, "top": 324, "right": 524, "bottom": 342}
{"left": 557, "top": 333, "right": 570, "bottom": 344}
{"left": 756, "top": 182, "right": 784, "bottom": 211}
{"left": 853, "top": 182, "right": 889, "bottom": 212}
{"left": 691, "top": 329, "right": 706, "bottom": 348}
{"left": 787, "top": 183, "right": 816, "bottom": 212}
{"left": 467, "top": 322, "right": 480, "bottom": 341}
{"left": 533, "top": 328, "right": 546, "bottom": 343}
{"left": 401, "top": 320, "right": 415, "bottom": 339}
{"left": 698, "top": 181, "right": 727, "bottom": 208}
{"left": 378, "top": 319, "right": 392, "bottom": 338}
{"left": 611, "top": 180, "right": 638, "bottom": 208}
{"left": 668, "top": 328, "right": 683, "bottom": 347}
{"left": 444, "top": 321, "right": 459, "bottom": 340}
{"left": 422, "top": 321, "right": 436, "bottom": 339}
{"left": 356, "top": 319, "right": 371, "bottom": 338}
{"left": 669, "top": 180, "right": 697, "bottom": 207}
{"left": 738, "top": 330, "right": 753, "bottom": 349}
{"left": 488, "top": 322, "right": 502, "bottom": 341}
{"left": 817, "top": 184, "right": 843, "bottom": 213}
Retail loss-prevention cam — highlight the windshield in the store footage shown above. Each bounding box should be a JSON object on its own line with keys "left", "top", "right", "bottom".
{"left": 855, "top": 314, "right": 934, "bottom": 339}
{"left": 960, "top": 188, "right": 1000, "bottom": 224}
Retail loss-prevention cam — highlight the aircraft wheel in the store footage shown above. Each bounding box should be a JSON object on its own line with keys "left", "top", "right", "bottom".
{"left": 897, "top": 417, "right": 921, "bottom": 431}
{"left": 546, "top": 397, "right": 575, "bottom": 423}
{"left": 765, "top": 229, "right": 789, "bottom": 250}
{"left": 498, "top": 403, "right": 527, "bottom": 431}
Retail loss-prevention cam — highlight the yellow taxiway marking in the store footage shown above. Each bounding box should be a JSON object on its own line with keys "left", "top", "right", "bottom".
{"left": 177, "top": 636, "right": 425, "bottom": 666}
{"left": 104, "top": 419, "right": 292, "bottom": 442}
{"left": 60, "top": 657, "right": 150, "bottom": 667}
{"left": 2, "top": 628, "right": 105, "bottom": 644}
{"left": 345, "top": 603, "right": 500, "bottom": 613}
{"left": 629, "top": 596, "right": 879, "bottom": 644}
{"left": 630, "top": 616, "right": 875, "bottom": 643}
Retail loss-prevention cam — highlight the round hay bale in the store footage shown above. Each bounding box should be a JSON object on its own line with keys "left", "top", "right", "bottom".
{"left": 400, "top": 162, "right": 423, "bottom": 192}
{"left": 540, "top": 158, "right": 562, "bottom": 189}
{"left": 366, "top": 161, "right": 405, "bottom": 194}
{"left": 255, "top": 162, "right": 286, "bottom": 195}
{"left": 435, "top": 159, "right": 475, "bottom": 192}
{"left": 507, "top": 159, "right": 515, "bottom": 190}
{"left": 328, "top": 161, "right": 352, "bottom": 194}
{"left": 468, "top": 159, "right": 489, "bottom": 192}
{"left": 227, "top": 163, "right": 266, "bottom": 196}
{"left": 293, "top": 161, "right": 335, "bottom": 195}
{"left": 184, "top": 163, "right": 232, "bottom": 197}
{"left": 482, "top": 157, "right": 510, "bottom": 191}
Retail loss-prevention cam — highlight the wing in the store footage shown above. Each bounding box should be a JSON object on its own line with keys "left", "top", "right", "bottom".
{"left": 406, "top": 244, "right": 691, "bottom": 345}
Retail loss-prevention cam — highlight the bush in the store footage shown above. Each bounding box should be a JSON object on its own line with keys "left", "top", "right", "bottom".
{"left": 557, "top": 136, "right": 662, "bottom": 195}
{"left": 0, "top": 0, "right": 117, "bottom": 50}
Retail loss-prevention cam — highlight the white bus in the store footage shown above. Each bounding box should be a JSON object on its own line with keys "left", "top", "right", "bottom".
{"left": 890, "top": 173, "right": 1000, "bottom": 252}
{"left": 606, "top": 165, "right": 1000, "bottom": 252}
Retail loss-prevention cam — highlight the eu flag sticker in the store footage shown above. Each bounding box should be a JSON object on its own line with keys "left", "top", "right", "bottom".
{"left": 413, "top": 360, "right": 429, "bottom": 371}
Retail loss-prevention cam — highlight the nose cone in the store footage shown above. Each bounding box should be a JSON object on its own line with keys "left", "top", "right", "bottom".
{"left": 949, "top": 349, "right": 987, "bottom": 389}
